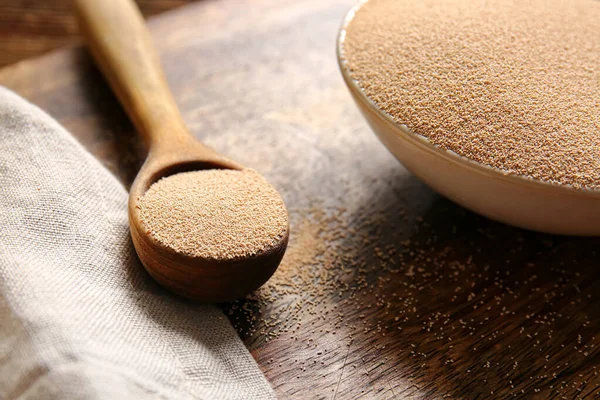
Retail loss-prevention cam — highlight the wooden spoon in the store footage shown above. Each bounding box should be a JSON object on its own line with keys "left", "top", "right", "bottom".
{"left": 74, "top": 0, "right": 289, "bottom": 302}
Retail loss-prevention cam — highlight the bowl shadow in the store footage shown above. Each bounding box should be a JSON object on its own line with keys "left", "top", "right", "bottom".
{"left": 331, "top": 169, "right": 600, "bottom": 398}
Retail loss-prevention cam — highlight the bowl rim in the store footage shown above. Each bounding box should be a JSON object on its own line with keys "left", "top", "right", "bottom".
{"left": 336, "top": 0, "right": 600, "bottom": 199}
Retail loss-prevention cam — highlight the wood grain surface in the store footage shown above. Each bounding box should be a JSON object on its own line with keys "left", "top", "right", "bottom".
{"left": 0, "top": 0, "right": 193, "bottom": 67}
{"left": 1, "top": 0, "right": 599, "bottom": 399}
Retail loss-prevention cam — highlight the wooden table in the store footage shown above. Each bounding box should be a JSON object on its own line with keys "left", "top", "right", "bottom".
{"left": 0, "top": 0, "right": 192, "bottom": 67}
{"left": 1, "top": 0, "right": 598, "bottom": 398}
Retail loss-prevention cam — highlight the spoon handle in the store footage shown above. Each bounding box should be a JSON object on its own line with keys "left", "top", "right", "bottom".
{"left": 74, "top": 0, "right": 190, "bottom": 149}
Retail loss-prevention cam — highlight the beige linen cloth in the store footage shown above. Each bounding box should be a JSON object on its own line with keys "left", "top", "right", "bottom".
{"left": 0, "top": 87, "right": 275, "bottom": 400}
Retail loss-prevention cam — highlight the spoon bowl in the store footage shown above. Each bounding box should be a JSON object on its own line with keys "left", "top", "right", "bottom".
{"left": 337, "top": 2, "right": 600, "bottom": 236}
{"left": 128, "top": 141, "right": 288, "bottom": 302}
{"left": 76, "top": 0, "right": 288, "bottom": 301}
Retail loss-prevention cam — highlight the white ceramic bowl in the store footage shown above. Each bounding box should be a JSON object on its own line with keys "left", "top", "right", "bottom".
{"left": 337, "top": 1, "right": 600, "bottom": 235}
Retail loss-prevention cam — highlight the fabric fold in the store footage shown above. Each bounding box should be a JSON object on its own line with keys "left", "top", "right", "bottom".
{"left": 0, "top": 87, "right": 275, "bottom": 400}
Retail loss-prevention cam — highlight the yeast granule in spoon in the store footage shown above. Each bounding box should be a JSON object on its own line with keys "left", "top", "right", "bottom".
{"left": 138, "top": 169, "right": 288, "bottom": 260}
{"left": 343, "top": 0, "right": 600, "bottom": 189}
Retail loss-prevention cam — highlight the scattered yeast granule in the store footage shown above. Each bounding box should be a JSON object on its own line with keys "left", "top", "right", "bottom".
{"left": 224, "top": 201, "right": 599, "bottom": 398}
{"left": 343, "top": 0, "right": 600, "bottom": 189}
{"left": 137, "top": 169, "right": 287, "bottom": 260}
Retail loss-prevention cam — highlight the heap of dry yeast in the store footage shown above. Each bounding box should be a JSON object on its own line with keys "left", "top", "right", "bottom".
{"left": 343, "top": 0, "right": 600, "bottom": 189}
{"left": 138, "top": 169, "right": 288, "bottom": 260}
